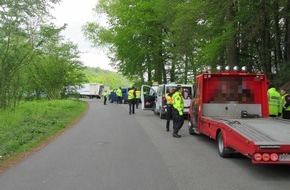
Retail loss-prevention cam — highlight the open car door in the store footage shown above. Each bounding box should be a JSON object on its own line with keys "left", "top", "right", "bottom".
{"left": 141, "top": 85, "right": 156, "bottom": 110}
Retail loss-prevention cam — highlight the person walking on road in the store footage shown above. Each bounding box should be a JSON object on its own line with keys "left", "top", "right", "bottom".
{"left": 267, "top": 84, "right": 281, "bottom": 117}
{"left": 102, "top": 90, "right": 108, "bottom": 105}
{"left": 165, "top": 87, "right": 174, "bottom": 132}
{"left": 128, "top": 87, "right": 136, "bottom": 115}
{"left": 172, "top": 87, "right": 184, "bottom": 138}
{"left": 116, "top": 87, "right": 122, "bottom": 104}
{"left": 280, "top": 88, "right": 290, "bottom": 119}
{"left": 135, "top": 89, "right": 141, "bottom": 109}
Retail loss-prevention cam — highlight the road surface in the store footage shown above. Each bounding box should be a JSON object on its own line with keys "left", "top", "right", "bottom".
{"left": 0, "top": 99, "right": 290, "bottom": 190}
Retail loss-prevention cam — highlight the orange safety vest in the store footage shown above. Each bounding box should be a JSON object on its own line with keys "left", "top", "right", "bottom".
{"left": 166, "top": 93, "right": 173, "bottom": 105}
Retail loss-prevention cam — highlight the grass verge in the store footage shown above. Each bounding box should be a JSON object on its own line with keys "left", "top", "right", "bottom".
{"left": 0, "top": 99, "right": 88, "bottom": 173}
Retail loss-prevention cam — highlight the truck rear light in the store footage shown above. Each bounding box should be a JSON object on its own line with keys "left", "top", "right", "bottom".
{"left": 270, "top": 153, "right": 278, "bottom": 162}
{"left": 262, "top": 153, "right": 270, "bottom": 161}
{"left": 254, "top": 153, "right": 262, "bottom": 161}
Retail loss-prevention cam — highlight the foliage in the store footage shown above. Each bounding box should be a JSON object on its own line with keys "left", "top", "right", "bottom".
{"left": 0, "top": 1, "right": 87, "bottom": 109}
{"left": 83, "top": 0, "right": 290, "bottom": 89}
{"left": 84, "top": 66, "right": 132, "bottom": 88}
{"left": 0, "top": 100, "right": 87, "bottom": 162}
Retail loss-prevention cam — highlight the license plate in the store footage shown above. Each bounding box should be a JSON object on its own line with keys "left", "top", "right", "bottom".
{"left": 279, "top": 154, "right": 290, "bottom": 161}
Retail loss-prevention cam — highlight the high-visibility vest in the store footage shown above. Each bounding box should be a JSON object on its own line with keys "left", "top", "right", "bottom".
{"left": 268, "top": 88, "right": 281, "bottom": 116}
{"left": 282, "top": 94, "right": 290, "bottom": 111}
{"left": 116, "top": 88, "right": 122, "bottom": 97}
{"left": 135, "top": 90, "right": 141, "bottom": 99}
{"left": 172, "top": 91, "right": 184, "bottom": 113}
{"left": 165, "top": 93, "right": 173, "bottom": 105}
{"left": 128, "top": 89, "right": 135, "bottom": 100}
{"left": 102, "top": 91, "right": 108, "bottom": 98}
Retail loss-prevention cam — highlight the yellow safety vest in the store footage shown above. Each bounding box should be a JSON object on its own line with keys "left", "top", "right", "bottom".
{"left": 128, "top": 89, "right": 135, "bottom": 100}
{"left": 172, "top": 91, "right": 184, "bottom": 113}
{"left": 116, "top": 88, "right": 122, "bottom": 97}
{"left": 268, "top": 88, "right": 281, "bottom": 116}
{"left": 135, "top": 90, "right": 141, "bottom": 99}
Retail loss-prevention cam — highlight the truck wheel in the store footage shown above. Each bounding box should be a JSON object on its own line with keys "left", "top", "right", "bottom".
{"left": 188, "top": 121, "right": 196, "bottom": 135}
{"left": 217, "top": 132, "right": 232, "bottom": 158}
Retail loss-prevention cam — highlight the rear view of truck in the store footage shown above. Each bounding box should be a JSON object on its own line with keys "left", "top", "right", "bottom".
{"left": 188, "top": 69, "right": 290, "bottom": 164}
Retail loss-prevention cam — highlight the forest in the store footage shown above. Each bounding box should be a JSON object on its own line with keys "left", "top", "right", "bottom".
{"left": 83, "top": 0, "right": 290, "bottom": 87}
{"left": 1, "top": 0, "right": 290, "bottom": 110}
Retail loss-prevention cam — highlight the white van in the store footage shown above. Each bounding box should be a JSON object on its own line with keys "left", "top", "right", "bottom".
{"left": 141, "top": 84, "right": 193, "bottom": 119}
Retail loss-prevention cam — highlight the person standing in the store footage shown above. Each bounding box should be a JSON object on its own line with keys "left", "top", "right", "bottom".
{"left": 267, "top": 84, "right": 281, "bottom": 117}
{"left": 128, "top": 87, "right": 136, "bottom": 115}
{"left": 172, "top": 87, "right": 184, "bottom": 138}
{"left": 116, "top": 87, "right": 122, "bottom": 104}
{"left": 280, "top": 88, "right": 290, "bottom": 119}
{"left": 165, "top": 87, "right": 174, "bottom": 132}
{"left": 102, "top": 90, "right": 108, "bottom": 105}
{"left": 135, "top": 89, "right": 141, "bottom": 109}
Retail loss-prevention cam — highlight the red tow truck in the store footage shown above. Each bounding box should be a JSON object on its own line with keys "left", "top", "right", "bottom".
{"left": 188, "top": 68, "right": 290, "bottom": 164}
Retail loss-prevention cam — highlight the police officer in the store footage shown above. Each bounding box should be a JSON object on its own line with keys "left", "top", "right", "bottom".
{"left": 135, "top": 89, "right": 141, "bottom": 109}
{"left": 102, "top": 90, "right": 108, "bottom": 105}
{"left": 280, "top": 88, "right": 290, "bottom": 119}
{"left": 128, "top": 87, "right": 136, "bottom": 115}
{"left": 116, "top": 87, "right": 122, "bottom": 104}
{"left": 267, "top": 84, "right": 281, "bottom": 117}
{"left": 165, "top": 87, "right": 174, "bottom": 132}
{"left": 172, "top": 87, "right": 184, "bottom": 138}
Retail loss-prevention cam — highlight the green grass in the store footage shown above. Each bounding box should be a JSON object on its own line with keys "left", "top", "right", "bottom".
{"left": 0, "top": 100, "right": 88, "bottom": 162}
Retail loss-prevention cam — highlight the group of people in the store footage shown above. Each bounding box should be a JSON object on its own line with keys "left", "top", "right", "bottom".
{"left": 101, "top": 87, "right": 141, "bottom": 106}
{"left": 127, "top": 87, "right": 141, "bottom": 114}
{"left": 267, "top": 84, "right": 290, "bottom": 119}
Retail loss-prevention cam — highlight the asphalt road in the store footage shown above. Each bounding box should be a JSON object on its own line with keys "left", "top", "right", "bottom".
{"left": 0, "top": 99, "right": 290, "bottom": 190}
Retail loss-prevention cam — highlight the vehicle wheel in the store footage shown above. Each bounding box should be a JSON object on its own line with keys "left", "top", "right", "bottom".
{"left": 188, "top": 121, "right": 196, "bottom": 135}
{"left": 217, "top": 132, "right": 232, "bottom": 158}
{"left": 153, "top": 104, "right": 159, "bottom": 115}
{"left": 159, "top": 111, "right": 165, "bottom": 119}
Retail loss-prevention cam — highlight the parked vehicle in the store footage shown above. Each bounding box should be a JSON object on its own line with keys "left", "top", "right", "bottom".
{"left": 188, "top": 68, "right": 290, "bottom": 164}
{"left": 108, "top": 87, "right": 130, "bottom": 103}
{"left": 76, "top": 83, "right": 110, "bottom": 99}
{"left": 141, "top": 84, "right": 193, "bottom": 119}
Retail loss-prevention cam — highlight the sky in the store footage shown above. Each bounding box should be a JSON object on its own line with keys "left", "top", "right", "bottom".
{"left": 52, "top": 0, "right": 114, "bottom": 71}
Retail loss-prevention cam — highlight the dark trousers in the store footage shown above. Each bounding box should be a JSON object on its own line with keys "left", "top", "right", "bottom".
{"left": 166, "top": 105, "right": 173, "bottom": 130}
{"left": 135, "top": 98, "right": 140, "bottom": 109}
{"left": 104, "top": 97, "right": 107, "bottom": 105}
{"left": 282, "top": 111, "right": 290, "bottom": 119}
{"left": 172, "top": 109, "right": 184, "bottom": 134}
{"left": 129, "top": 99, "right": 135, "bottom": 114}
{"left": 117, "top": 96, "right": 122, "bottom": 104}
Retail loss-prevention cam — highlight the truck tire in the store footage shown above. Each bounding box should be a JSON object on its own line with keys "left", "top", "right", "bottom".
{"left": 188, "top": 121, "right": 196, "bottom": 135}
{"left": 217, "top": 132, "right": 232, "bottom": 158}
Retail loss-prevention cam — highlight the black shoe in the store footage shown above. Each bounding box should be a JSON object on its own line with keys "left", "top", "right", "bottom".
{"left": 172, "top": 133, "right": 181, "bottom": 138}
{"left": 132, "top": 112, "right": 135, "bottom": 114}
{"left": 166, "top": 128, "right": 169, "bottom": 132}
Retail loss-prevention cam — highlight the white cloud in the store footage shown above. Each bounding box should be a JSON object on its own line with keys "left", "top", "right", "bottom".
{"left": 52, "top": 0, "right": 114, "bottom": 71}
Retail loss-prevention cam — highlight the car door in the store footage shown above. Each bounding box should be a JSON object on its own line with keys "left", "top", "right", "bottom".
{"left": 141, "top": 85, "right": 156, "bottom": 110}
